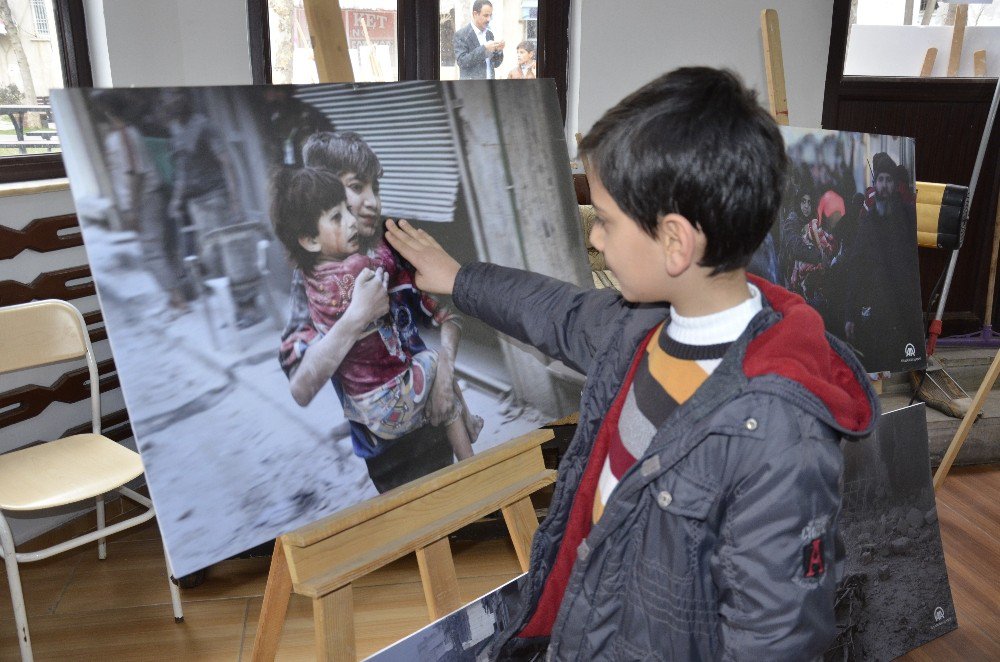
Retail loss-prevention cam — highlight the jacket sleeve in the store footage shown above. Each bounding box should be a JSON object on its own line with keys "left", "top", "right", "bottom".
{"left": 712, "top": 425, "right": 842, "bottom": 661}
{"left": 454, "top": 28, "right": 487, "bottom": 71}
{"left": 452, "top": 261, "right": 627, "bottom": 375}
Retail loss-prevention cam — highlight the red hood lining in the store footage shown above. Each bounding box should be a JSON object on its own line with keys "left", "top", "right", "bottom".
{"left": 743, "top": 275, "right": 873, "bottom": 433}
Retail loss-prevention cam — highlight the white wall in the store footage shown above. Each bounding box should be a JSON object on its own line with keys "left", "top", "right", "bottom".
{"left": 571, "top": 1, "right": 835, "bottom": 149}
{"left": 87, "top": 0, "right": 252, "bottom": 87}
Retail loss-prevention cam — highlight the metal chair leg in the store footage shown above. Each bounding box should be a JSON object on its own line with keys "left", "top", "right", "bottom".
{"left": 96, "top": 495, "right": 107, "bottom": 560}
{"left": 1, "top": 513, "right": 34, "bottom": 662}
{"left": 166, "top": 562, "right": 185, "bottom": 623}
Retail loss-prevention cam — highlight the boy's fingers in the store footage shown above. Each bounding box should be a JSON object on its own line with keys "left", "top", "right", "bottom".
{"left": 415, "top": 227, "right": 443, "bottom": 250}
{"left": 397, "top": 220, "right": 441, "bottom": 250}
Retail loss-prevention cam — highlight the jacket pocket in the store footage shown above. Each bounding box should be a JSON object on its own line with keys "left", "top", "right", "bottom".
{"left": 654, "top": 470, "right": 717, "bottom": 521}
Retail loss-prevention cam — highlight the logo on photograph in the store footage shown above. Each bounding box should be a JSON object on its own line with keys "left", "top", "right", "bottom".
{"left": 930, "top": 605, "right": 954, "bottom": 629}
{"left": 900, "top": 341, "right": 922, "bottom": 363}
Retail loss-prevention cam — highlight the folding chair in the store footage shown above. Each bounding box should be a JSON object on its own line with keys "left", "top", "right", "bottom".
{"left": 0, "top": 299, "right": 183, "bottom": 662}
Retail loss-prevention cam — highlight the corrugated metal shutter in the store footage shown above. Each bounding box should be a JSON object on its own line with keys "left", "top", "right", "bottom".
{"left": 295, "top": 82, "right": 459, "bottom": 223}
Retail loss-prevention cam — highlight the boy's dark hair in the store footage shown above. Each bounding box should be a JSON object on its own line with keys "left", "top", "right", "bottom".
{"left": 517, "top": 40, "right": 535, "bottom": 54}
{"left": 270, "top": 166, "right": 348, "bottom": 273}
{"left": 302, "top": 131, "right": 384, "bottom": 189}
{"left": 579, "top": 67, "right": 787, "bottom": 275}
{"left": 473, "top": 0, "right": 492, "bottom": 14}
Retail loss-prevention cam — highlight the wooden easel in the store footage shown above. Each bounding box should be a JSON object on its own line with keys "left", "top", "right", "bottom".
{"left": 303, "top": 0, "right": 355, "bottom": 83}
{"left": 760, "top": 9, "right": 789, "bottom": 127}
{"left": 249, "top": 430, "right": 555, "bottom": 660}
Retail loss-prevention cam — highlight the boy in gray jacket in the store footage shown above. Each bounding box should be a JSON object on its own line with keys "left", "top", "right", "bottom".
{"left": 386, "top": 67, "right": 878, "bottom": 661}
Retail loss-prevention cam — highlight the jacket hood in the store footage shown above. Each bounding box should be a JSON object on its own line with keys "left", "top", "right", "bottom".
{"left": 743, "top": 274, "right": 878, "bottom": 437}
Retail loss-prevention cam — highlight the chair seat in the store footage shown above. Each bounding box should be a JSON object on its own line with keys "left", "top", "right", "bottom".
{"left": 0, "top": 434, "right": 145, "bottom": 511}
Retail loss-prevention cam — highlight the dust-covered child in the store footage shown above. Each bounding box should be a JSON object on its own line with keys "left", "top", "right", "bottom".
{"left": 270, "top": 167, "right": 480, "bottom": 459}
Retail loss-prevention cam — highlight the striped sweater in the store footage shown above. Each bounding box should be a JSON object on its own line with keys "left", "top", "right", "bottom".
{"left": 593, "top": 285, "right": 763, "bottom": 522}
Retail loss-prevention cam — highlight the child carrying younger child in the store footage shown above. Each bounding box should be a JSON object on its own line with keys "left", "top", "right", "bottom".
{"left": 271, "top": 166, "right": 480, "bottom": 461}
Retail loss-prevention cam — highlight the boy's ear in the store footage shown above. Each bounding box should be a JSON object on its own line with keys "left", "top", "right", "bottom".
{"left": 298, "top": 235, "right": 322, "bottom": 253}
{"left": 657, "top": 213, "right": 701, "bottom": 277}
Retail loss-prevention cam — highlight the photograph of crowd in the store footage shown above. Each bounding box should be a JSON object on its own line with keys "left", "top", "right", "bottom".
{"left": 51, "top": 80, "right": 589, "bottom": 577}
{"left": 748, "top": 127, "right": 926, "bottom": 375}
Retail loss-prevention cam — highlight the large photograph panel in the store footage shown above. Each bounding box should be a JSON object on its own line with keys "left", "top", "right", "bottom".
{"left": 828, "top": 404, "right": 957, "bottom": 660}
{"left": 749, "top": 126, "right": 926, "bottom": 375}
{"left": 52, "top": 81, "right": 588, "bottom": 576}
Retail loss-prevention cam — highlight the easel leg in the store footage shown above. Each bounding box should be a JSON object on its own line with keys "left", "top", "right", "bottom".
{"left": 502, "top": 496, "right": 538, "bottom": 573}
{"left": 314, "top": 584, "right": 355, "bottom": 662}
{"left": 250, "top": 538, "right": 292, "bottom": 662}
{"left": 933, "top": 347, "right": 1000, "bottom": 489}
{"left": 415, "top": 537, "right": 463, "bottom": 619}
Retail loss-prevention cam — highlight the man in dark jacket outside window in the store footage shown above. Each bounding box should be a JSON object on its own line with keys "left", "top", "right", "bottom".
{"left": 454, "top": 0, "right": 504, "bottom": 79}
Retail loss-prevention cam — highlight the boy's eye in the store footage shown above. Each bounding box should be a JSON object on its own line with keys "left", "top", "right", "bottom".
{"left": 350, "top": 183, "right": 363, "bottom": 193}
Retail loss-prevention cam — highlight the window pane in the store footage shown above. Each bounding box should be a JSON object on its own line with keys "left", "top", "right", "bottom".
{"left": 268, "top": 0, "right": 399, "bottom": 83}
{"left": 441, "top": 0, "right": 538, "bottom": 81}
{"left": 0, "top": 0, "right": 63, "bottom": 159}
{"left": 845, "top": 0, "right": 1000, "bottom": 77}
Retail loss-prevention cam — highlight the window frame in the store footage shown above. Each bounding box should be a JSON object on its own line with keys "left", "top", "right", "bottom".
{"left": 31, "top": 0, "right": 51, "bottom": 37}
{"left": 247, "top": 0, "right": 570, "bottom": 118}
{"left": 822, "top": 0, "right": 999, "bottom": 128}
{"left": 0, "top": 0, "right": 93, "bottom": 185}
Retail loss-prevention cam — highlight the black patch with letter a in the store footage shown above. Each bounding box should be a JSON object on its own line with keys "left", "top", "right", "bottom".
{"left": 802, "top": 537, "right": 825, "bottom": 577}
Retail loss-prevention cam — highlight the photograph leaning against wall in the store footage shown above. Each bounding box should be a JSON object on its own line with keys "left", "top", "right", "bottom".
{"left": 51, "top": 79, "right": 589, "bottom": 577}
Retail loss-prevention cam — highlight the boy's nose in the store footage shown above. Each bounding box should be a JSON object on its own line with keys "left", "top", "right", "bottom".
{"left": 589, "top": 225, "right": 604, "bottom": 252}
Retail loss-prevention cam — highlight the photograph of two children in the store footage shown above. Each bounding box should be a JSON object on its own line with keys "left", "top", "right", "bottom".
{"left": 52, "top": 80, "right": 590, "bottom": 577}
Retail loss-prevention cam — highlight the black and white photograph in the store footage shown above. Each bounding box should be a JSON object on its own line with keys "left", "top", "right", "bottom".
{"left": 827, "top": 404, "right": 957, "bottom": 661}
{"left": 50, "top": 80, "right": 589, "bottom": 577}
{"left": 749, "top": 126, "right": 926, "bottom": 375}
{"left": 365, "top": 574, "right": 526, "bottom": 661}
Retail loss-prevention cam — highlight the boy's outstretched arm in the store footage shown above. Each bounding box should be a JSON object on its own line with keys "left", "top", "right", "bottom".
{"left": 385, "top": 219, "right": 635, "bottom": 375}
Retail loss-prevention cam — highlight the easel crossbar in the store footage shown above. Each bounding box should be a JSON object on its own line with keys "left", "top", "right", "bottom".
{"left": 291, "top": 469, "right": 554, "bottom": 598}
{"left": 283, "top": 430, "right": 554, "bottom": 596}
{"left": 285, "top": 429, "right": 553, "bottom": 547}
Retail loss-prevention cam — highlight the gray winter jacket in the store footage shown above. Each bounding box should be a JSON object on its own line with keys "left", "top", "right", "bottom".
{"left": 452, "top": 263, "right": 879, "bottom": 661}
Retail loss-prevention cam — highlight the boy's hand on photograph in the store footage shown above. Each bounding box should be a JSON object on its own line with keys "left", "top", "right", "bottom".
{"left": 384, "top": 219, "right": 460, "bottom": 295}
{"left": 345, "top": 266, "right": 390, "bottom": 327}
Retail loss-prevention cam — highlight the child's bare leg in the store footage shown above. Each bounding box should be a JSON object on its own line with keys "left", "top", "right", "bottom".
{"left": 453, "top": 380, "right": 484, "bottom": 443}
{"left": 445, "top": 419, "right": 474, "bottom": 461}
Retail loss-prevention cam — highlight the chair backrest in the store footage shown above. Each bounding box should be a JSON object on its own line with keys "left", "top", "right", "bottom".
{"left": 0, "top": 300, "right": 92, "bottom": 373}
{"left": 0, "top": 299, "right": 102, "bottom": 433}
